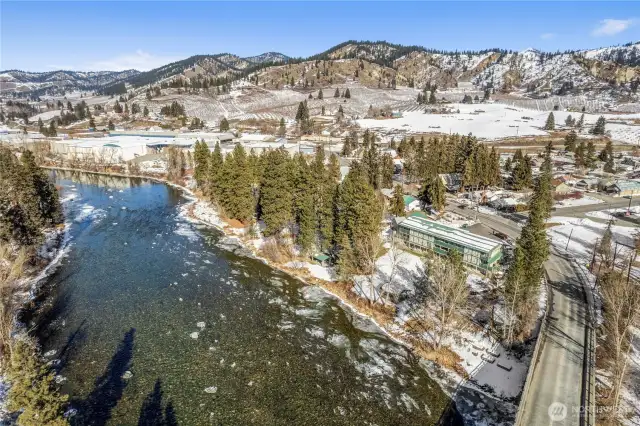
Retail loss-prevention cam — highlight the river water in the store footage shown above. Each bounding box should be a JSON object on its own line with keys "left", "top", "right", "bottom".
{"left": 26, "top": 170, "right": 458, "bottom": 425}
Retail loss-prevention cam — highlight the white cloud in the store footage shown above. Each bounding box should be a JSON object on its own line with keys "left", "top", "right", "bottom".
{"left": 84, "top": 50, "right": 180, "bottom": 71}
{"left": 540, "top": 33, "right": 556, "bottom": 40}
{"left": 592, "top": 19, "right": 635, "bottom": 36}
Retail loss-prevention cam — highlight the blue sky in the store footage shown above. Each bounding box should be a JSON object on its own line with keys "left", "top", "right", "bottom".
{"left": 1, "top": 1, "right": 639, "bottom": 72}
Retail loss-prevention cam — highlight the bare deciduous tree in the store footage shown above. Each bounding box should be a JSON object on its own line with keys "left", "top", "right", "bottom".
{"left": 600, "top": 267, "right": 640, "bottom": 419}
{"left": 418, "top": 252, "right": 469, "bottom": 348}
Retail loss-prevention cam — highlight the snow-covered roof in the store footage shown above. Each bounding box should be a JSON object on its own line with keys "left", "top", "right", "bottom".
{"left": 397, "top": 216, "right": 502, "bottom": 254}
{"left": 611, "top": 180, "right": 640, "bottom": 191}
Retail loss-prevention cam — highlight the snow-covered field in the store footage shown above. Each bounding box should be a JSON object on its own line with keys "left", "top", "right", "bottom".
{"left": 357, "top": 103, "right": 640, "bottom": 143}
{"left": 135, "top": 82, "right": 421, "bottom": 124}
{"left": 554, "top": 196, "right": 604, "bottom": 209}
{"left": 547, "top": 217, "right": 637, "bottom": 262}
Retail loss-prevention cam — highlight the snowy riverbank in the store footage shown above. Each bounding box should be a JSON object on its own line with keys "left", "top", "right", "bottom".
{"left": 42, "top": 167, "right": 532, "bottom": 425}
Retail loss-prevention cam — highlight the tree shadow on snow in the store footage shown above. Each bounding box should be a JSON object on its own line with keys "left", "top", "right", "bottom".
{"left": 71, "top": 328, "right": 135, "bottom": 426}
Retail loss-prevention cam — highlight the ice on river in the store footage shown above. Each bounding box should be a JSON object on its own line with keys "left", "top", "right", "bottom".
{"left": 174, "top": 222, "right": 200, "bottom": 242}
{"left": 74, "top": 204, "right": 106, "bottom": 223}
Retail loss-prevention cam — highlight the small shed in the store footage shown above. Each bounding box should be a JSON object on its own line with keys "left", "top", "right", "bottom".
{"left": 312, "top": 254, "right": 330, "bottom": 266}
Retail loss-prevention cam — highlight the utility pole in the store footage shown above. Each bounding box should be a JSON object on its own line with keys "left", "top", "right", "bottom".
{"left": 589, "top": 238, "right": 599, "bottom": 273}
{"left": 565, "top": 227, "right": 574, "bottom": 251}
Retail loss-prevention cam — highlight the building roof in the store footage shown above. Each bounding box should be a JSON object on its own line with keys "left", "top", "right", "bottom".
{"left": 313, "top": 254, "right": 330, "bottom": 262}
{"left": 439, "top": 173, "right": 462, "bottom": 190}
{"left": 397, "top": 216, "right": 502, "bottom": 254}
{"left": 403, "top": 195, "right": 418, "bottom": 206}
{"left": 611, "top": 180, "right": 640, "bottom": 191}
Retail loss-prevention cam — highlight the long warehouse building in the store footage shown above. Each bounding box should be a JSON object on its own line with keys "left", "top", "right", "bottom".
{"left": 394, "top": 215, "right": 503, "bottom": 274}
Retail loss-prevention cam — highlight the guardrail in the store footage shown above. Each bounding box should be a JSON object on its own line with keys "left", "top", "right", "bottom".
{"left": 514, "top": 269, "right": 552, "bottom": 426}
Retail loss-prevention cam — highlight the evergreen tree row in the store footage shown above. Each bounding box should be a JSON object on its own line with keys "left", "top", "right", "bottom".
{"left": 193, "top": 142, "right": 382, "bottom": 269}
{"left": 394, "top": 134, "right": 501, "bottom": 189}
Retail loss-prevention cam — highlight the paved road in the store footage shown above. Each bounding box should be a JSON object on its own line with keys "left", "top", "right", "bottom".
{"left": 517, "top": 248, "right": 589, "bottom": 425}
{"left": 446, "top": 202, "right": 593, "bottom": 425}
{"left": 553, "top": 195, "right": 640, "bottom": 218}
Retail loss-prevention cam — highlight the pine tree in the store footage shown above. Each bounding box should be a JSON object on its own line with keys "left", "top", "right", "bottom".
{"left": 311, "top": 147, "right": 336, "bottom": 250}
{"left": 344, "top": 88, "right": 351, "bottom": 99}
{"left": 361, "top": 144, "right": 381, "bottom": 189}
{"left": 334, "top": 88, "right": 340, "bottom": 98}
{"left": 604, "top": 155, "right": 615, "bottom": 173}
{"left": 89, "top": 117, "right": 95, "bottom": 129}
{"left": 7, "top": 338, "right": 69, "bottom": 426}
{"left": 575, "top": 141, "right": 586, "bottom": 168}
{"left": 207, "top": 142, "right": 224, "bottom": 200}
{"left": 420, "top": 176, "right": 446, "bottom": 211}
{"left": 143, "top": 106, "right": 149, "bottom": 117}
{"left": 293, "top": 153, "right": 315, "bottom": 252}
{"left": 381, "top": 153, "right": 394, "bottom": 188}
{"left": 591, "top": 116, "right": 606, "bottom": 135}
{"left": 586, "top": 141, "right": 597, "bottom": 168}
{"left": 576, "top": 113, "right": 585, "bottom": 131}
{"left": 219, "top": 117, "right": 230, "bottom": 132}
{"left": 564, "top": 114, "right": 574, "bottom": 127}
{"left": 564, "top": 130, "right": 577, "bottom": 152}
{"left": 113, "top": 100, "right": 122, "bottom": 114}
{"left": 193, "top": 140, "right": 210, "bottom": 189}
{"left": 603, "top": 140, "right": 615, "bottom": 173}
{"left": 37, "top": 118, "right": 44, "bottom": 130}
{"left": 335, "top": 164, "right": 382, "bottom": 271}
{"left": 107, "top": 120, "right": 115, "bottom": 131}
{"left": 462, "top": 156, "right": 477, "bottom": 189}
{"left": 503, "top": 150, "right": 551, "bottom": 342}
{"left": 511, "top": 155, "right": 532, "bottom": 190}
{"left": 259, "top": 149, "right": 294, "bottom": 235}
{"left": 504, "top": 157, "right": 512, "bottom": 172}
{"left": 328, "top": 153, "right": 341, "bottom": 182}
{"left": 277, "top": 118, "right": 286, "bottom": 137}
{"left": 48, "top": 121, "right": 57, "bottom": 137}
{"left": 318, "top": 89, "right": 323, "bottom": 100}
{"left": 390, "top": 185, "right": 405, "bottom": 216}
{"left": 544, "top": 112, "right": 555, "bottom": 131}
{"left": 220, "top": 144, "right": 254, "bottom": 223}
{"left": 428, "top": 91, "right": 437, "bottom": 104}
{"left": 489, "top": 147, "right": 501, "bottom": 186}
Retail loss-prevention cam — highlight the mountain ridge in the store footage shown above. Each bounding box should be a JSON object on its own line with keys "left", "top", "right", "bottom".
{"left": 2, "top": 40, "right": 640, "bottom": 99}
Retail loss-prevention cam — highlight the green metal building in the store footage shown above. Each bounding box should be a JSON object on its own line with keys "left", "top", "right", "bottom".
{"left": 394, "top": 216, "right": 503, "bottom": 273}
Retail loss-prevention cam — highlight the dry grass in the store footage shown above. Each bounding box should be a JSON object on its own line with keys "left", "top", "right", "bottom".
{"left": 0, "top": 243, "right": 34, "bottom": 367}
{"left": 259, "top": 238, "right": 295, "bottom": 264}
{"left": 405, "top": 335, "right": 467, "bottom": 377}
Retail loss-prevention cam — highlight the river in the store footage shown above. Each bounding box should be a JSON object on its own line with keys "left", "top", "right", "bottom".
{"left": 24, "top": 170, "right": 459, "bottom": 425}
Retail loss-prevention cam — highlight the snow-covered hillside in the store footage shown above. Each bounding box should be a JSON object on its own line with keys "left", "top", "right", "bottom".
{"left": 0, "top": 69, "right": 138, "bottom": 94}
{"left": 4, "top": 40, "right": 640, "bottom": 102}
